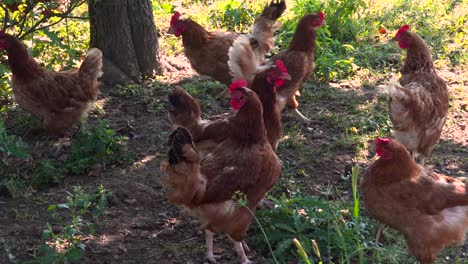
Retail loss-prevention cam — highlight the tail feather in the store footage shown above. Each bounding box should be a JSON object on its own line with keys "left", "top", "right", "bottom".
{"left": 160, "top": 128, "right": 205, "bottom": 205}
{"left": 168, "top": 127, "right": 196, "bottom": 165}
{"left": 228, "top": 35, "right": 260, "bottom": 84}
{"left": 260, "top": 0, "right": 286, "bottom": 21}
{"left": 78, "top": 48, "right": 103, "bottom": 80}
{"left": 249, "top": 0, "right": 285, "bottom": 57}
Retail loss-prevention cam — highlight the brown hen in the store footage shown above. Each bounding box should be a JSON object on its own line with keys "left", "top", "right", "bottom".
{"left": 361, "top": 137, "right": 468, "bottom": 264}
{"left": 168, "top": 62, "right": 290, "bottom": 151}
{"left": 169, "top": 0, "right": 286, "bottom": 85}
{"left": 386, "top": 25, "right": 449, "bottom": 164}
{"left": 160, "top": 85, "right": 281, "bottom": 264}
{"left": 0, "top": 32, "right": 102, "bottom": 136}
{"left": 267, "top": 11, "right": 325, "bottom": 123}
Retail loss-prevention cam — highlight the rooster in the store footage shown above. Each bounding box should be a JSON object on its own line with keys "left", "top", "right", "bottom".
{"left": 361, "top": 137, "right": 468, "bottom": 264}
{"left": 386, "top": 25, "right": 449, "bottom": 164}
{"left": 264, "top": 11, "right": 325, "bottom": 123}
{"left": 160, "top": 83, "right": 281, "bottom": 264}
{"left": 168, "top": 61, "right": 290, "bottom": 151}
{"left": 169, "top": 0, "right": 286, "bottom": 85}
{"left": 0, "top": 32, "right": 102, "bottom": 137}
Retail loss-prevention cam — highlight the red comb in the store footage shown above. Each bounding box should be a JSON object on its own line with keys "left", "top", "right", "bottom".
{"left": 318, "top": 11, "right": 325, "bottom": 20}
{"left": 170, "top": 12, "right": 181, "bottom": 26}
{"left": 395, "top": 24, "right": 409, "bottom": 37}
{"left": 229, "top": 79, "right": 247, "bottom": 92}
{"left": 376, "top": 137, "right": 390, "bottom": 144}
{"left": 275, "top": 60, "right": 287, "bottom": 74}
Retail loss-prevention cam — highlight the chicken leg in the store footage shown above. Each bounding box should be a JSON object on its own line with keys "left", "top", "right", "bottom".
{"left": 286, "top": 94, "right": 311, "bottom": 124}
{"left": 205, "top": 230, "right": 221, "bottom": 263}
{"left": 234, "top": 240, "right": 253, "bottom": 264}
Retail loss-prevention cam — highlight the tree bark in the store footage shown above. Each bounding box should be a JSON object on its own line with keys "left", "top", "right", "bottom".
{"left": 88, "top": 0, "right": 162, "bottom": 85}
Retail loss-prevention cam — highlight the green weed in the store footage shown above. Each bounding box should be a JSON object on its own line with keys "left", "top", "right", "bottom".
{"left": 29, "top": 185, "right": 109, "bottom": 264}
{"left": 30, "top": 160, "right": 67, "bottom": 189}
{"left": 0, "top": 119, "right": 130, "bottom": 196}
{"left": 0, "top": 118, "right": 28, "bottom": 159}
{"left": 66, "top": 120, "right": 131, "bottom": 174}
{"left": 251, "top": 166, "right": 410, "bottom": 263}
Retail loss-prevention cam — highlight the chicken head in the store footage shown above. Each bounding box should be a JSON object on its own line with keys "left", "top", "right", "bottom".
{"left": 229, "top": 79, "right": 249, "bottom": 110}
{"left": 169, "top": 11, "right": 187, "bottom": 37}
{"left": 394, "top": 24, "right": 412, "bottom": 49}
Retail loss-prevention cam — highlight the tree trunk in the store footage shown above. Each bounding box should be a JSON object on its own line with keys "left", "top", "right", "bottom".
{"left": 88, "top": 0, "right": 162, "bottom": 85}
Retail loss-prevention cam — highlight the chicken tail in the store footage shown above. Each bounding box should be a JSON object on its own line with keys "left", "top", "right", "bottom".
{"left": 260, "top": 0, "right": 286, "bottom": 21}
{"left": 167, "top": 127, "right": 198, "bottom": 165}
{"left": 228, "top": 35, "right": 262, "bottom": 85}
{"left": 160, "top": 127, "right": 206, "bottom": 205}
{"left": 250, "top": 0, "right": 285, "bottom": 57}
{"left": 78, "top": 48, "right": 103, "bottom": 81}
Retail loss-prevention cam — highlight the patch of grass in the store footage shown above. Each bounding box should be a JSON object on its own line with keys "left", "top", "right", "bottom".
{"left": 142, "top": 81, "right": 171, "bottom": 113}
{"left": 181, "top": 79, "right": 229, "bottom": 113}
{"left": 0, "top": 119, "right": 131, "bottom": 197}
{"left": 0, "top": 118, "right": 28, "bottom": 159}
{"left": 251, "top": 167, "right": 411, "bottom": 264}
{"left": 112, "top": 84, "right": 145, "bottom": 97}
{"left": 66, "top": 120, "right": 132, "bottom": 174}
{"left": 30, "top": 159, "right": 67, "bottom": 189}
{"left": 29, "top": 185, "right": 109, "bottom": 263}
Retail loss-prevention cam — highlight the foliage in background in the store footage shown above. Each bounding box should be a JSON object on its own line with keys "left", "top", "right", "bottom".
{"left": 153, "top": 0, "right": 468, "bottom": 81}
{"left": 0, "top": 0, "right": 89, "bottom": 111}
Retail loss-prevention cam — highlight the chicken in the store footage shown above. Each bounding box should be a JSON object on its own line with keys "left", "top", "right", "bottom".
{"left": 169, "top": 0, "right": 286, "bottom": 85}
{"left": 265, "top": 11, "right": 325, "bottom": 123}
{"left": 386, "top": 25, "right": 449, "bottom": 164}
{"left": 160, "top": 84, "right": 281, "bottom": 264}
{"left": 361, "top": 137, "right": 468, "bottom": 264}
{"left": 168, "top": 61, "right": 290, "bottom": 151}
{"left": 0, "top": 32, "right": 102, "bottom": 136}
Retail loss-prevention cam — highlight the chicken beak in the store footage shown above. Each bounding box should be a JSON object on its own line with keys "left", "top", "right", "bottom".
{"left": 367, "top": 139, "right": 375, "bottom": 144}
{"left": 282, "top": 72, "right": 292, "bottom": 81}
{"left": 168, "top": 27, "right": 174, "bottom": 34}
{"left": 391, "top": 37, "right": 397, "bottom": 42}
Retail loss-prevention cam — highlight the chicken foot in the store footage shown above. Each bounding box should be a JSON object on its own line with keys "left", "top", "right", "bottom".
{"left": 205, "top": 230, "right": 252, "bottom": 263}
{"left": 242, "top": 240, "right": 251, "bottom": 253}
{"left": 292, "top": 108, "right": 311, "bottom": 123}
{"left": 205, "top": 230, "right": 221, "bottom": 263}
{"left": 234, "top": 240, "right": 253, "bottom": 264}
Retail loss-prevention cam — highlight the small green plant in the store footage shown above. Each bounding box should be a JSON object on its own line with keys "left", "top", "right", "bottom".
{"left": 0, "top": 118, "right": 28, "bottom": 159}
{"left": 66, "top": 120, "right": 130, "bottom": 174}
{"left": 0, "top": 118, "right": 29, "bottom": 196}
{"left": 250, "top": 191, "right": 397, "bottom": 263}
{"left": 208, "top": 0, "right": 264, "bottom": 32}
{"left": 113, "top": 84, "right": 145, "bottom": 97}
{"left": 31, "top": 185, "right": 109, "bottom": 263}
{"left": 30, "top": 159, "right": 66, "bottom": 189}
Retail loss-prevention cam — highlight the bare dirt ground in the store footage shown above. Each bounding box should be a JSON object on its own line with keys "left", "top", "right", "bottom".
{"left": 0, "top": 56, "right": 467, "bottom": 264}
